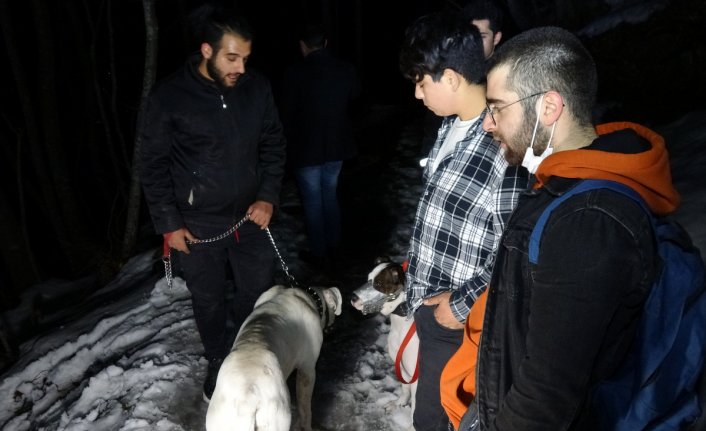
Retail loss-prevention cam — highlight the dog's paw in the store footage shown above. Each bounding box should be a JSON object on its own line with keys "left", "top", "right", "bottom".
{"left": 384, "top": 396, "right": 410, "bottom": 412}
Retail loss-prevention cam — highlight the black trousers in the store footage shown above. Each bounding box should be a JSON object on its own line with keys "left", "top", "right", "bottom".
{"left": 414, "top": 304, "right": 464, "bottom": 431}
{"left": 178, "top": 223, "right": 275, "bottom": 362}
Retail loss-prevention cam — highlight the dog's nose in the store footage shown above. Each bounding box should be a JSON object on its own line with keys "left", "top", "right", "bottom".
{"left": 349, "top": 293, "right": 359, "bottom": 304}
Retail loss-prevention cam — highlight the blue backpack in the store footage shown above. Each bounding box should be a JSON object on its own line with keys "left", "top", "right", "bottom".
{"left": 529, "top": 179, "right": 706, "bottom": 430}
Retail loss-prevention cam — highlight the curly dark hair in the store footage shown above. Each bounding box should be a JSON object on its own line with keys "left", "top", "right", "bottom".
{"left": 399, "top": 11, "right": 486, "bottom": 85}
{"left": 188, "top": 3, "right": 253, "bottom": 52}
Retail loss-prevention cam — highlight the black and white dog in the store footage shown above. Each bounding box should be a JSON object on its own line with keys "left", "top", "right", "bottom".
{"left": 206, "top": 284, "right": 342, "bottom": 431}
{"left": 350, "top": 257, "right": 419, "bottom": 417}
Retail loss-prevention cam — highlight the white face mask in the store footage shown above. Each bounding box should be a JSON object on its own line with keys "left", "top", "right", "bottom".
{"left": 521, "top": 95, "right": 556, "bottom": 174}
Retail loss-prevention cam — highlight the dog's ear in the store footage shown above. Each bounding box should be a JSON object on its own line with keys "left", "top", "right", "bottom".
{"left": 394, "top": 265, "right": 406, "bottom": 285}
{"left": 254, "top": 285, "right": 281, "bottom": 308}
{"left": 374, "top": 256, "right": 391, "bottom": 265}
{"left": 324, "top": 287, "right": 343, "bottom": 316}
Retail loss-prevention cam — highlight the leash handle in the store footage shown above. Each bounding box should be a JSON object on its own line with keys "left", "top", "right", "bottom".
{"left": 395, "top": 321, "right": 420, "bottom": 384}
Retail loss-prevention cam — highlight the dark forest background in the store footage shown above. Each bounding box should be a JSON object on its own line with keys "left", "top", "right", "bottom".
{"left": 0, "top": 0, "right": 705, "bottom": 310}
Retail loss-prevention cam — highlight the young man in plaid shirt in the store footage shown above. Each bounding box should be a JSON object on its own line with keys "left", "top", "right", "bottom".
{"left": 399, "top": 11, "right": 528, "bottom": 430}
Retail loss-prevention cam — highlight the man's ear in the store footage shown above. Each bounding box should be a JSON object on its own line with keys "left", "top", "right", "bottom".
{"left": 493, "top": 31, "right": 502, "bottom": 48}
{"left": 540, "top": 90, "right": 564, "bottom": 126}
{"left": 201, "top": 42, "right": 213, "bottom": 60}
{"left": 443, "top": 68, "right": 461, "bottom": 91}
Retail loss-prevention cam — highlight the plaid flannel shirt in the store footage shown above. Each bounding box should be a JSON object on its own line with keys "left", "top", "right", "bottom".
{"left": 407, "top": 113, "right": 528, "bottom": 321}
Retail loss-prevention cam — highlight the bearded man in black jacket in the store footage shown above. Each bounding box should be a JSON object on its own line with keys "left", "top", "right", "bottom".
{"left": 139, "top": 6, "right": 286, "bottom": 402}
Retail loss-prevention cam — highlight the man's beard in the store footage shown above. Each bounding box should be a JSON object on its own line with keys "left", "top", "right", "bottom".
{"left": 206, "top": 57, "right": 235, "bottom": 91}
{"left": 501, "top": 112, "right": 552, "bottom": 166}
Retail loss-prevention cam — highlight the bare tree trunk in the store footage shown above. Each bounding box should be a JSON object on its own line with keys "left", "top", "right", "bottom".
{"left": 82, "top": 0, "right": 126, "bottom": 199}
{"left": 107, "top": 0, "right": 128, "bottom": 169}
{"left": 121, "top": 0, "right": 158, "bottom": 261}
{"left": 0, "top": 117, "right": 41, "bottom": 293}
{"left": 0, "top": 187, "right": 40, "bottom": 293}
{"left": 0, "top": 0, "right": 78, "bottom": 271}
{"left": 354, "top": 0, "right": 363, "bottom": 72}
{"left": 29, "top": 0, "right": 94, "bottom": 269}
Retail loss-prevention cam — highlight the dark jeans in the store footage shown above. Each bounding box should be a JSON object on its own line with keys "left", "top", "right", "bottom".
{"left": 178, "top": 223, "right": 274, "bottom": 362}
{"left": 414, "top": 304, "right": 464, "bottom": 431}
{"left": 294, "top": 161, "right": 343, "bottom": 257}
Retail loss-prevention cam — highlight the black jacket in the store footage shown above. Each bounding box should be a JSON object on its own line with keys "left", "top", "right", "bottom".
{"left": 475, "top": 127, "right": 675, "bottom": 430}
{"left": 280, "top": 49, "right": 360, "bottom": 169}
{"left": 140, "top": 54, "right": 286, "bottom": 235}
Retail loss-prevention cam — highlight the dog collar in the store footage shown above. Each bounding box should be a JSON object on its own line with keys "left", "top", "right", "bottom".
{"left": 304, "top": 286, "right": 334, "bottom": 328}
{"left": 391, "top": 301, "right": 410, "bottom": 317}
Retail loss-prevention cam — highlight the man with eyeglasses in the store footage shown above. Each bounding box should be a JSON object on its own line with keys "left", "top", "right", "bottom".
{"left": 398, "top": 11, "right": 528, "bottom": 431}
{"left": 456, "top": 26, "right": 680, "bottom": 430}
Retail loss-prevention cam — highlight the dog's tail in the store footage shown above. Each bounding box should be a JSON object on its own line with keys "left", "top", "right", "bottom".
{"left": 205, "top": 363, "right": 292, "bottom": 431}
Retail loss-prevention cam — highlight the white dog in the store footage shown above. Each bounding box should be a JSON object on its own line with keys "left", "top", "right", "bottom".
{"left": 350, "top": 257, "right": 419, "bottom": 416}
{"left": 206, "top": 285, "right": 342, "bottom": 431}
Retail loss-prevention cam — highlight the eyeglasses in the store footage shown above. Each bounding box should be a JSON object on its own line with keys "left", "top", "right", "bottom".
{"left": 485, "top": 92, "right": 546, "bottom": 126}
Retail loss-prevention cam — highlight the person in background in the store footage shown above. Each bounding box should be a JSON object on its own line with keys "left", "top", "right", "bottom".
{"left": 468, "top": 26, "right": 680, "bottom": 430}
{"left": 398, "top": 11, "right": 528, "bottom": 431}
{"left": 462, "top": 0, "right": 504, "bottom": 59}
{"left": 139, "top": 5, "right": 286, "bottom": 402}
{"left": 419, "top": 0, "right": 505, "bottom": 159}
{"left": 280, "top": 24, "right": 361, "bottom": 271}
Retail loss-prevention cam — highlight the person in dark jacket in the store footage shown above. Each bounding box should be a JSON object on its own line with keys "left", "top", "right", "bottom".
{"left": 139, "top": 6, "right": 286, "bottom": 402}
{"left": 463, "top": 26, "right": 681, "bottom": 430}
{"left": 280, "top": 24, "right": 360, "bottom": 268}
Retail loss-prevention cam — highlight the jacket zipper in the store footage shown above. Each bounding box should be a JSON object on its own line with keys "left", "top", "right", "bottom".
{"left": 220, "top": 94, "right": 227, "bottom": 109}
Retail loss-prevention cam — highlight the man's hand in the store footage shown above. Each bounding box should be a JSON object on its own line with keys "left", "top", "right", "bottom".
{"left": 164, "top": 228, "right": 197, "bottom": 254}
{"left": 423, "top": 292, "right": 464, "bottom": 329}
{"left": 247, "top": 200, "right": 274, "bottom": 229}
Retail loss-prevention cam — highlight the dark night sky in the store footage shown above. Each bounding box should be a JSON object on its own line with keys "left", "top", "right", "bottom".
{"left": 0, "top": 0, "right": 705, "bottom": 293}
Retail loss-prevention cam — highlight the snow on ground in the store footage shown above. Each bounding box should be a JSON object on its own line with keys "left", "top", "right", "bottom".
{"left": 0, "top": 105, "right": 426, "bottom": 431}
{"left": 1, "top": 107, "right": 705, "bottom": 431}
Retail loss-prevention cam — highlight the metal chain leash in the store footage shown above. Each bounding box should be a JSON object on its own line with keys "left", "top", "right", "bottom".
{"left": 162, "top": 214, "right": 299, "bottom": 289}
{"left": 264, "top": 226, "right": 300, "bottom": 288}
{"left": 163, "top": 252, "right": 174, "bottom": 289}
{"left": 163, "top": 215, "right": 251, "bottom": 290}
{"left": 186, "top": 214, "right": 252, "bottom": 245}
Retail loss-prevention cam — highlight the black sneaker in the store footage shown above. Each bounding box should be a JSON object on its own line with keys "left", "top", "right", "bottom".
{"left": 202, "top": 357, "right": 223, "bottom": 403}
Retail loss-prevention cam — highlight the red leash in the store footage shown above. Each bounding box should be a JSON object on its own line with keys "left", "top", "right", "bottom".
{"left": 394, "top": 259, "right": 418, "bottom": 383}
{"left": 395, "top": 321, "right": 419, "bottom": 383}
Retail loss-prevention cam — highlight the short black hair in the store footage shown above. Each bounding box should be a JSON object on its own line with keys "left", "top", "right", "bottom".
{"left": 299, "top": 24, "right": 326, "bottom": 50}
{"left": 399, "top": 11, "right": 486, "bottom": 85}
{"left": 488, "top": 26, "right": 597, "bottom": 125}
{"left": 189, "top": 3, "right": 253, "bottom": 52}
{"left": 462, "top": 0, "right": 504, "bottom": 34}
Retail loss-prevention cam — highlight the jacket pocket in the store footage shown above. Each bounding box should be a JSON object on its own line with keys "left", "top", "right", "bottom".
{"left": 498, "top": 228, "right": 532, "bottom": 301}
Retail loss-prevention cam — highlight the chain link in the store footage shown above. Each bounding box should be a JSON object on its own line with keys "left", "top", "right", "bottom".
{"left": 264, "top": 227, "right": 300, "bottom": 288}
{"left": 185, "top": 215, "right": 251, "bottom": 245}
{"left": 162, "top": 214, "right": 299, "bottom": 289}
{"left": 163, "top": 252, "right": 173, "bottom": 290}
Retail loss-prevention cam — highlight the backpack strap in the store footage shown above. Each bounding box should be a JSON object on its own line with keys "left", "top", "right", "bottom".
{"left": 529, "top": 179, "right": 650, "bottom": 264}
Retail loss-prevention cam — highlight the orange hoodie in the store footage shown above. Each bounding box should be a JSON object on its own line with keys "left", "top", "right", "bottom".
{"left": 439, "top": 122, "right": 680, "bottom": 430}
{"left": 535, "top": 122, "right": 680, "bottom": 215}
{"left": 440, "top": 290, "right": 487, "bottom": 429}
